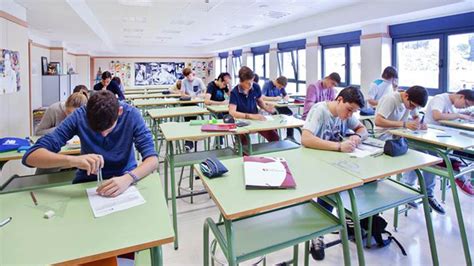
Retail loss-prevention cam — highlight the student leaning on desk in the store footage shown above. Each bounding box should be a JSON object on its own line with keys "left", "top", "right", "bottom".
{"left": 300, "top": 86, "right": 368, "bottom": 261}
{"left": 424, "top": 89, "right": 474, "bottom": 196}
{"left": 374, "top": 86, "right": 446, "bottom": 215}
{"left": 229, "top": 66, "right": 280, "bottom": 144}
{"left": 22, "top": 90, "right": 159, "bottom": 197}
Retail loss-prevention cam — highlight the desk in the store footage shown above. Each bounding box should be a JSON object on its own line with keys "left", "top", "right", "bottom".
{"left": 354, "top": 112, "right": 376, "bottom": 134}
{"left": 439, "top": 119, "right": 474, "bottom": 131}
{"left": 159, "top": 121, "right": 247, "bottom": 249}
{"left": 148, "top": 106, "right": 210, "bottom": 151}
{"left": 133, "top": 98, "right": 204, "bottom": 108}
{"left": 126, "top": 93, "right": 181, "bottom": 100}
{"left": 206, "top": 105, "right": 229, "bottom": 118}
{"left": 124, "top": 88, "right": 168, "bottom": 95}
{"left": 0, "top": 173, "right": 174, "bottom": 265}
{"left": 390, "top": 125, "right": 474, "bottom": 265}
{"left": 239, "top": 115, "right": 304, "bottom": 154}
{"left": 195, "top": 148, "right": 363, "bottom": 266}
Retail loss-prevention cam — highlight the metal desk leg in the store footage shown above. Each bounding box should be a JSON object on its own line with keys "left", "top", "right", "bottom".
{"left": 168, "top": 141, "right": 179, "bottom": 250}
{"left": 416, "top": 169, "right": 439, "bottom": 266}
{"left": 150, "top": 246, "right": 163, "bottom": 266}
{"left": 348, "top": 189, "right": 364, "bottom": 266}
{"left": 336, "top": 192, "right": 352, "bottom": 266}
{"left": 224, "top": 219, "right": 237, "bottom": 266}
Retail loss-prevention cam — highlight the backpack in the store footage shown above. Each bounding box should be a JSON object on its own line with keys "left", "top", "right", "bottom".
{"left": 347, "top": 214, "right": 407, "bottom": 256}
{"left": 0, "top": 137, "right": 31, "bottom": 153}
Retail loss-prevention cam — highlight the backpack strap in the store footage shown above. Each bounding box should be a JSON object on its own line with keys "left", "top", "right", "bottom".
{"left": 383, "top": 230, "right": 407, "bottom": 256}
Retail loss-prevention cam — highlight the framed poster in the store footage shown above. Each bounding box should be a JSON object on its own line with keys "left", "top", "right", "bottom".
{"left": 134, "top": 62, "right": 185, "bottom": 86}
{"left": 0, "top": 49, "right": 21, "bottom": 95}
{"left": 41, "top": 56, "right": 48, "bottom": 75}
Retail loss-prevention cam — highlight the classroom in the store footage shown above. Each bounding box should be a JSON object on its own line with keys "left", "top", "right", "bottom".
{"left": 0, "top": 0, "right": 473, "bottom": 265}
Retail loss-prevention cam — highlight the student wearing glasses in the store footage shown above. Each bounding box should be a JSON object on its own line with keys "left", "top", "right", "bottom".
{"left": 424, "top": 89, "right": 474, "bottom": 196}
{"left": 375, "top": 86, "right": 445, "bottom": 214}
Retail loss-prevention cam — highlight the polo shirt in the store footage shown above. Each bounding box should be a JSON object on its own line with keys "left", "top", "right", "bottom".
{"left": 262, "top": 80, "right": 287, "bottom": 97}
{"left": 229, "top": 84, "right": 262, "bottom": 114}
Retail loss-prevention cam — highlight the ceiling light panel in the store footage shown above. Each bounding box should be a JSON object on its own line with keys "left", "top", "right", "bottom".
{"left": 118, "top": 0, "right": 153, "bottom": 7}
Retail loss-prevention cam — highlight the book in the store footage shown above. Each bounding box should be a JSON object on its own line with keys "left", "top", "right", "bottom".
{"left": 201, "top": 124, "right": 237, "bottom": 132}
{"left": 243, "top": 156, "right": 296, "bottom": 189}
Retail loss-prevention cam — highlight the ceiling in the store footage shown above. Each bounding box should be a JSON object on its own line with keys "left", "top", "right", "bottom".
{"left": 15, "top": 0, "right": 359, "bottom": 55}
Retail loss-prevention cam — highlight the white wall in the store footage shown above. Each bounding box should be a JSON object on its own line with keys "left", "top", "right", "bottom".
{"left": 75, "top": 55, "right": 90, "bottom": 89}
{"left": 30, "top": 43, "right": 50, "bottom": 109}
{"left": 92, "top": 57, "right": 214, "bottom": 89}
{"left": 0, "top": 14, "right": 33, "bottom": 180}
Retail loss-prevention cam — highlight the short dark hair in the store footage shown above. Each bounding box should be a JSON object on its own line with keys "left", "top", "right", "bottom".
{"left": 253, "top": 73, "right": 259, "bottom": 83}
{"left": 327, "top": 72, "right": 341, "bottom": 84}
{"left": 86, "top": 90, "right": 119, "bottom": 132}
{"left": 101, "top": 71, "right": 112, "bottom": 80}
{"left": 336, "top": 86, "right": 365, "bottom": 108}
{"left": 406, "top": 85, "right": 429, "bottom": 107}
{"left": 73, "top": 85, "right": 88, "bottom": 93}
{"left": 217, "top": 72, "right": 231, "bottom": 81}
{"left": 112, "top": 76, "right": 121, "bottom": 85}
{"left": 276, "top": 76, "right": 288, "bottom": 87}
{"left": 238, "top": 66, "right": 254, "bottom": 81}
{"left": 457, "top": 89, "right": 474, "bottom": 102}
{"left": 182, "top": 67, "right": 192, "bottom": 77}
{"left": 381, "top": 66, "right": 398, "bottom": 80}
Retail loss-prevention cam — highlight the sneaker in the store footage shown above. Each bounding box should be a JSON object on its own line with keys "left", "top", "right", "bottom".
{"left": 407, "top": 201, "right": 418, "bottom": 209}
{"left": 310, "top": 236, "right": 325, "bottom": 261}
{"left": 455, "top": 178, "right": 474, "bottom": 196}
{"left": 428, "top": 197, "right": 446, "bottom": 215}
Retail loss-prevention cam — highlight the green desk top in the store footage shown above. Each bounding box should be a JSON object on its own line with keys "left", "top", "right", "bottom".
{"left": 206, "top": 105, "right": 229, "bottom": 113}
{"left": 126, "top": 93, "right": 181, "bottom": 100}
{"left": 239, "top": 115, "right": 304, "bottom": 133}
{"left": 0, "top": 173, "right": 174, "bottom": 265}
{"left": 0, "top": 146, "right": 80, "bottom": 162}
{"left": 264, "top": 100, "right": 304, "bottom": 108}
{"left": 194, "top": 148, "right": 363, "bottom": 220}
{"left": 159, "top": 121, "right": 248, "bottom": 141}
{"left": 133, "top": 98, "right": 204, "bottom": 107}
{"left": 307, "top": 147, "right": 442, "bottom": 183}
{"left": 439, "top": 119, "right": 474, "bottom": 131}
{"left": 147, "top": 106, "right": 209, "bottom": 120}
{"left": 124, "top": 88, "right": 167, "bottom": 94}
{"left": 390, "top": 125, "right": 474, "bottom": 151}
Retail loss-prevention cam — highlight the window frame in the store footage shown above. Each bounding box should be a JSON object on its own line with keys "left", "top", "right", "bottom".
{"left": 219, "top": 57, "right": 227, "bottom": 73}
{"left": 232, "top": 55, "right": 242, "bottom": 80}
{"left": 321, "top": 43, "right": 360, "bottom": 87}
{"left": 277, "top": 48, "right": 306, "bottom": 93}
{"left": 252, "top": 52, "right": 270, "bottom": 83}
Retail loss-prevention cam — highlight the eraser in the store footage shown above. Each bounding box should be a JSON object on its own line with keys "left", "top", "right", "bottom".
{"left": 44, "top": 210, "right": 55, "bottom": 219}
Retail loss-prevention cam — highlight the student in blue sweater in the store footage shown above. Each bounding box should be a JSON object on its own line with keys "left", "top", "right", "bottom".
{"left": 23, "top": 90, "right": 158, "bottom": 197}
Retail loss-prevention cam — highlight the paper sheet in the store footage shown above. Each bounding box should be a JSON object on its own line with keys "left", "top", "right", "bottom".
{"left": 348, "top": 143, "right": 382, "bottom": 158}
{"left": 87, "top": 186, "right": 146, "bottom": 218}
{"left": 264, "top": 115, "right": 274, "bottom": 121}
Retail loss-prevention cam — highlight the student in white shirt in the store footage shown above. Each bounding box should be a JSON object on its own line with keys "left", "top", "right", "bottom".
{"left": 367, "top": 66, "right": 398, "bottom": 107}
{"left": 425, "top": 89, "right": 474, "bottom": 196}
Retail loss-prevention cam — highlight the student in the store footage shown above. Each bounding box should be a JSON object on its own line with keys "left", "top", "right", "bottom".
{"left": 303, "top": 72, "right": 340, "bottom": 120}
{"left": 301, "top": 86, "right": 368, "bottom": 261}
{"left": 424, "top": 89, "right": 474, "bottom": 196}
{"left": 367, "top": 66, "right": 398, "bottom": 107}
{"left": 23, "top": 90, "right": 158, "bottom": 197}
{"left": 73, "top": 84, "right": 89, "bottom": 99}
{"left": 35, "top": 92, "right": 88, "bottom": 136}
{"left": 169, "top": 79, "right": 182, "bottom": 94}
{"left": 180, "top": 67, "right": 206, "bottom": 98}
{"left": 112, "top": 76, "right": 125, "bottom": 93}
{"left": 262, "top": 76, "right": 295, "bottom": 141}
{"left": 375, "top": 86, "right": 445, "bottom": 214}
{"left": 205, "top": 72, "right": 231, "bottom": 106}
{"left": 93, "top": 71, "right": 125, "bottom": 101}
{"left": 229, "top": 66, "right": 279, "bottom": 145}
{"left": 181, "top": 67, "right": 206, "bottom": 151}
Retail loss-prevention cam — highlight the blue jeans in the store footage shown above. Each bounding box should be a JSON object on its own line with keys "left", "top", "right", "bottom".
{"left": 402, "top": 170, "right": 436, "bottom": 198}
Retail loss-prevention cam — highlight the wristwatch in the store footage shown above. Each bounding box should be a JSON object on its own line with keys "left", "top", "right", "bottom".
{"left": 126, "top": 171, "right": 140, "bottom": 185}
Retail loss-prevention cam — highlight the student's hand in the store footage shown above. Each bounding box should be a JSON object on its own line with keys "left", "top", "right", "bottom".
{"left": 419, "top": 123, "right": 428, "bottom": 130}
{"left": 96, "top": 174, "right": 134, "bottom": 197}
{"left": 405, "top": 121, "right": 420, "bottom": 130}
{"left": 340, "top": 140, "right": 356, "bottom": 153}
{"left": 349, "top": 135, "right": 362, "bottom": 146}
{"left": 251, "top": 114, "right": 266, "bottom": 121}
{"left": 69, "top": 154, "right": 104, "bottom": 175}
{"left": 458, "top": 114, "right": 474, "bottom": 121}
{"left": 222, "top": 100, "right": 229, "bottom": 105}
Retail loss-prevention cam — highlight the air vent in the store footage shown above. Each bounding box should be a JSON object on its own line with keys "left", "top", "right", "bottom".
{"left": 262, "top": 10, "right": 290, "bottom": 19}
{"left": 170, "top": 19, "right": 195, "bottom": 26}
{"left": 162, "top": 30, "right": 181, "bottom": 34}
{"left": 231, "top": 24, "right": 254, "bottom": 30}
{"left": 200, "top": 38, "right": 215, "bottom": 41}
{"left": 123, "top": 28, "right": 144, "bottom": 33}
{"left": 118, "top": 0, "right": 152, "bottom": 7}
{"left": 122, "top": 16, "right": 147, "bottom": 23}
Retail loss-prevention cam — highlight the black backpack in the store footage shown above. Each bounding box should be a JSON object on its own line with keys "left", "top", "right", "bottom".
{"left": 346, "top": 214, "right": 407, "bottom": 256}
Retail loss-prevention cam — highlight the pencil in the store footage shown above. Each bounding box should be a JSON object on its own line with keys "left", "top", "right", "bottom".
{"left": 30, "top": 191, "right": 38, "bottom": 206}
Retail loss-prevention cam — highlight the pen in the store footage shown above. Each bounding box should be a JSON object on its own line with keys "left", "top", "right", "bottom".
{"left": 0, "top": 217, "right": 12, "bottom": 227}
{"left": 372, "top": 152, "right": 384, "bottom": 158}
{"left": 436, "top": 135, "right": 451, "bottom": 138}
{"left": 97, "top": 167, "right": 103, "bottom": 187}
{"left": 30, "top": 191, "right": 38, "bottom": 206}
{"left": 420, "top": 114, "right": 425, "bottom": 124}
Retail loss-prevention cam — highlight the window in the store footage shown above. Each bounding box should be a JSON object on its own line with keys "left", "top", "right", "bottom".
{"left": 390, "top": 12, "right": 474, "bottom": 95}
{"left": 320, "top": 31, "right": 361, "bottom": 87}
{"left": 220, "top": 57, "right": 227, "bottom": 73}
{"left": 448, "top": 33, "right": 474, "bottom": 91}
{"left": 215, "top": 58, "right": 221, "bottom": 78}
{"left": 277, "top": 49, "right": 306, "bottom": 94}
{"left": 253, "top": 53, "right": 269, "bottom": 88}
{"left": 232, "top": 56, "right": 242, "bottom": 80}
{"left": 395, "top": 38, "right": 440, "bottom": 90}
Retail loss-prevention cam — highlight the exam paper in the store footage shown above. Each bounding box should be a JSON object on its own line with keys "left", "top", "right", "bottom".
{"left": 87, "top": 186, "right": 146, "bottom": 218}
{"left": 348, "top": 143, "right": 382, "bottom": 158}
{"left": 264, "top": 115, "right": 274, "bottom": 121}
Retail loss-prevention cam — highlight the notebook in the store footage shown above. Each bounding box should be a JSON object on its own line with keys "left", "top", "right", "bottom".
{"left": 243, "top": 156, "right": 296, "bottom": 189}
{"left": 201, "top": 124, "right": 237, "bottom": 132}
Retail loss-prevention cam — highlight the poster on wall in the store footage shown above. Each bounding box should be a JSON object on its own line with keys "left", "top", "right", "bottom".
{"left": 109, "top": 61, "right": 132, "bottom": 87}
{"left": 0, "top": 49, "right": 20, "bottom": 95}
{"left": 187, "top": 60, "right": 213, "bottom": 83}
{"left": 134, "top": 62, "right": 185, "bottom": 86}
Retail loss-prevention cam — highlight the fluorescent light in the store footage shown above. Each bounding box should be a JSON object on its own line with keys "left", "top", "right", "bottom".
{"left": 118, "top": 0, "right": 152, "bottom": 7}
